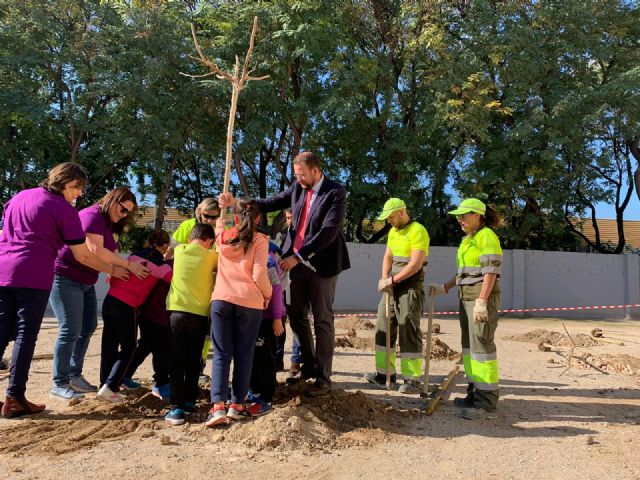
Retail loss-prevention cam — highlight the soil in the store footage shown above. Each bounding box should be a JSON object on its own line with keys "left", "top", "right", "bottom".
{"left": 504, "top": 328, "right": 601, "bottom": 347}
{"left": 335, "top": 315, "right": 375, "bottom": 331}
{"left": 1, "top": 317, "right": 640, "bottom": 479}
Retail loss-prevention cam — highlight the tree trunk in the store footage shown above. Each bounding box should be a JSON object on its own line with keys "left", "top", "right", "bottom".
{"left": 155, "top": 152, "right": 179, "bottom": 231}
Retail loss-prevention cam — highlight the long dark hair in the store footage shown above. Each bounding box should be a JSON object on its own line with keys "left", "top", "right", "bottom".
{"left": 97, "top": 187, "right": 137, "bottom": 236}
{"left": 225, "top": 198, "right": 260, "bottom": 253}
{"left": 481, "top": 204, "right": 502, "bottom": 229}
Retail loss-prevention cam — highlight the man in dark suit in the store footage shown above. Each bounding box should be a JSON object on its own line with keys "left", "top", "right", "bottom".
{"left": 220, "top": 152, "right": 350, "bottom": 397}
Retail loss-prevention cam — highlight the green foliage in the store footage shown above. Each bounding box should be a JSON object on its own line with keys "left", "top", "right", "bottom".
{"left": 1, "top": 0, "right": 639, "bottom": 251}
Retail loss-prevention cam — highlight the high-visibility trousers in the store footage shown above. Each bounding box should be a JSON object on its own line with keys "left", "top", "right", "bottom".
{"left": 459, "top": 283, "right": 501, "bottom": 411}
{"left": 374, "top": 281, "right": 424, "bottom": 381}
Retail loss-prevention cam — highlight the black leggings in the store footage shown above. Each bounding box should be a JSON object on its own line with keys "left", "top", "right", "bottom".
{"left": 100, "top": 295, "right": 138, "bottom": 391}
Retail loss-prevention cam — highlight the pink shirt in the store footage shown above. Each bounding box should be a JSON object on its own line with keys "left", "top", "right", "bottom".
{"left": 212, "top": 225, "right": 272, "bottom": 310}
{"left": 107, "top": 252, "right": 172, "bottom": 308}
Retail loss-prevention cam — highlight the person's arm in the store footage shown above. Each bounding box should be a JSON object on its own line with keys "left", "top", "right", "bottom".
{"left": 69, "top": 243, "right": 129, "bottom": 279}
{"left": 86, "top": 233, "right": 149, "bottom": 278}
{"left": 381, "top": 247, "right": 393, "bottom": 278}
{"left": 253, "top": 185, "right": 294, "bottom": 214}
{"left": 478, "top": 273, "right": 497, "bottom": 300}
{"left": 252, "top": 237, "right": 273, "bottom": 303}
{"left": 390, "top": 249, "right": 426, "bottom": 284}
{"left": 296, "top": 185, "right": 347, "bottom": 261}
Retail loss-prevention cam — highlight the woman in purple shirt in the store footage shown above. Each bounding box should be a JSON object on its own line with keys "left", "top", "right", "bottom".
{"left": 0, "top": 163, "right": 118, "bottom": 418}
{"left": 49, "top": 187, "right": 149, "bottom": 400}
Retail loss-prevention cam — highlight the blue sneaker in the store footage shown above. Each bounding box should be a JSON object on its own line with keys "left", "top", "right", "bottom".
{"left": 246, "top": 399, "right": 273, "bottom": 417}
{"left": 165, "top": 408, "right": 185, "bottom": 426}
{"left": 121, "top": 378, "right": 141, "bottom": 390}
{"left": 245, "top": 391, "right": 259, "bottom": 403}
{"left": 152, "top": 383, "right": 171, "bottom": 401}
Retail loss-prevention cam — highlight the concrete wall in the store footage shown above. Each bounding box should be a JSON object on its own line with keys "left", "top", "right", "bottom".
{"left": 86, "top": 244, "right": 640, "bottom": 319}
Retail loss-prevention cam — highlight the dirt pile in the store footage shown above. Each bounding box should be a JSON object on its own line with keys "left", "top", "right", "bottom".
{"left": 335, "top": 316, "right": 375, "bottom": 331}
{"left": 217, "top": 390, "right": 405, "bottom": 450}
{"left": 504, "top": 329, "right": 601, "bottom": 348}
{"left": 429, "top": 338, "right": 459, "bottom": 360}
{"left": 335, "top": 335, "right": 375, "bottom": 350}
{"left": 573, "top": 353, "right": 640, "bottom": 375}
{"left": 0, "top": 392, "right": 161, "bottom": 456}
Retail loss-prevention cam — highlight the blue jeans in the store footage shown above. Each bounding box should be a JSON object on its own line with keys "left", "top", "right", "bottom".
{"left": 49, "top": 275, "right": 97, "bottom": 386}
{"left": 291, "top": 334, "right": 302, "bottom": 364}
{"left": 210, "top": 300, "right": 262, "bottom": 404}
{"left": 0, "top": 286, "right": 50, "bottom": 399}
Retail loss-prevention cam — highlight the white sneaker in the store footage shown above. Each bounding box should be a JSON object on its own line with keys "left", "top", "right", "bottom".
{"left": 96, "top": 384, "right": 123, "bottom": 404}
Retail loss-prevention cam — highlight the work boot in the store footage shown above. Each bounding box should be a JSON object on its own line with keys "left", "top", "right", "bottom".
{"left": 1, "top": 395, "right": 46, "bottom": 418}
{"left": 460, "top": 406, "right": 497, "bottom": 420}
{"left": 398, "top": 379, "right": 421, "bottom": 395}
{"left": 364, "top": 372, "right": 397, "bottom": 387}
{"left": 453, "top": 382, "right": 475, "bottom": 408}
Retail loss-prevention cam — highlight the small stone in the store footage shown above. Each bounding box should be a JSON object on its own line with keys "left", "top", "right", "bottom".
{"left": 160, "top": 435, "right": 171, "bottom": 445}
{"left": 288, "top": 416, "right": 303, "bottom": 432}
{"left": 586, "top": 436, "right": 596, "bottom": 445}
{"left": 68, "top": 398, "right": 82, "bottom": 407}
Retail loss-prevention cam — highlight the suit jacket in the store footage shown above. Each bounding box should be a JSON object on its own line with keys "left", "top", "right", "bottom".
{"left": 255, "top": 177, "right": 350, "bottom": 278}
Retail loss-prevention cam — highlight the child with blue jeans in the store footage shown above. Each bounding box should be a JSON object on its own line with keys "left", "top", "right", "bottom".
{"left": 205, "top": 197, "right": 272, "bottom": 427}
{"left": 246, "top": 243, "right": 286, "bottom": 416}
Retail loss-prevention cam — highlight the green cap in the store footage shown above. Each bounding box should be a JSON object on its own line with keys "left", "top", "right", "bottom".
{"left": 448, "top": 198, "right": 486, "bottom": 216}
{"left": 377, "top": 198, "right": 406, "bottom": 220}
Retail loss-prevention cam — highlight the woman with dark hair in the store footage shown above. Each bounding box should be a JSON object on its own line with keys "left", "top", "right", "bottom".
{"left": 205, "top": 196, "right": 272, "bottom": 427}
{"left": 430, "top": 198, "right": 503, "bottom": 420}
{"left": 49, "top": 186, "right": 150, "bottom": 401}
{"left": 98, "top": 229, "right": 172, "bottom": 403}
{"left": 0, "top": 162, "right": 120, "bottom": 417}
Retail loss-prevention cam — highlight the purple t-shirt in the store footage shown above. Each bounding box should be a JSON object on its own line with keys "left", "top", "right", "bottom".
{"left": 0, "top": 187, "right": 85, "bottom": 290}
{"left": 55, "top": 204, "right": 118, "bottom": 285}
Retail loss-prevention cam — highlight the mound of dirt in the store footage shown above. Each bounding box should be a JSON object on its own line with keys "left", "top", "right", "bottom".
{"left": 504, "top": 329, "right": 601, "bottom": 348}
{"left": 216, "top": 390, "right": 404, "bottom": 451}
{"left": 429, "top": 338, "right": 459, "bottom": 360}
{"left": 575, "top": 353, "right": 640, "bottom": 375}
{"left": 335, "top": 316, "right": 375, "bottom": 331}
{"left": 335, "top": 336, "right": 375, "bottom": 350}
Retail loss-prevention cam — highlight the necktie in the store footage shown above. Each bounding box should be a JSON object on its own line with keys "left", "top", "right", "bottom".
{"left": 293, "top": 188, "right": 314, "bottom": 252}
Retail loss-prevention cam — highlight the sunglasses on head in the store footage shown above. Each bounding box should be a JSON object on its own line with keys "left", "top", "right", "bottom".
{"left": 202, "top": 213, "right": 219, "bottom": 220}
{"left": 118, "top": 201, "right": 132, "bottom": 216}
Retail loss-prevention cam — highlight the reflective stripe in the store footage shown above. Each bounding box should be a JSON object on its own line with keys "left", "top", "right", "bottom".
{"left": 468, "top": 357, "right": 499, "bottom": 386}
{"left": 462, "top": 348, "right": 471, "bottom": 355}
{"left": 481, "top": 266, "right": 501, "bottom": 274}
{"left": 474, "top": 381, "right": 499, "bottom": 391}
{"left": 479, "top": 254, "right": 502, "bottom": 263}
{"left": 458, "top": 276, "right": 483, "bottom": 285}
{"left": 471, "top": 351, "right": 498, "bottom": 362}
{"left": 393, "top": 255, "right": 411, "bottom": 263}
{"left": 397, "top": 352, "right": 423, "bottom": 360}
{"left": 458, "top": 266, "right": 482, "bottom": 274}
{"left": 375, "top": 345, "right": 388, "bottom": 353}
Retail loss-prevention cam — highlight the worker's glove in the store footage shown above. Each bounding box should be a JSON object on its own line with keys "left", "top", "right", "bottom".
{"left": 428, "top": 283, "right": 446, "bottom": 296}
{"left": 377, "top": 277, "right": 393, "bottom": 293}
{"left": 473, "top": 298, "right": 488, "bottom": 324}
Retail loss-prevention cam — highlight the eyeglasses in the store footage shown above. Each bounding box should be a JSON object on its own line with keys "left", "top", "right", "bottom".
{"left": 118, "top": 202, "right": 131, "bottom": 216}
{"left": 293, "top": 173, "right": 306, "bottom": 179}
{"left": 202, "top": 213, "right": 219, "bottom": 220}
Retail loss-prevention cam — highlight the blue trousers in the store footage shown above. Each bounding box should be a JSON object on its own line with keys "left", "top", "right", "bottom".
{"left": 210, "top": 300, "right": 262, "bottom": 404}
{"left": 0, "top": 286, "right": 50, "bottom": 399}
{"left": 49, "top": 275, "right": 97, "bottom": 386}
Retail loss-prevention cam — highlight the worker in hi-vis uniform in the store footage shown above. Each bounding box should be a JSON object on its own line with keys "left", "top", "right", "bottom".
{"left": 431, "top": 198, "right": 502, "bottom": 420}
{"left": 365, "top": 198, "right": 429, "bottom": 394}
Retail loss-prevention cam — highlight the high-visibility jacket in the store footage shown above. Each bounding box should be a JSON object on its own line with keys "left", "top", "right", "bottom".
{"left": 388, "top": 220, "right": 430, "bottom": 284}
{"left": 456, "top": 226, "right": 502, "bottom": 286}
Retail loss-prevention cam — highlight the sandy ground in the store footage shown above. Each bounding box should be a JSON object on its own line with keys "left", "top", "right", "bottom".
{"left": 1, "top": 314, "right": 640, "bottom": 480}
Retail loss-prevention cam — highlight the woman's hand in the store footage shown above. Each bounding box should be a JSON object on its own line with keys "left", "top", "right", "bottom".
{"left": 128, "top": 259, "right": 150, "bottom": 279}
{"left": 272, "top": 319, "right": 284, "bottom": 337}
{"left": 110, "top": 266, "right": 130, "bottom": 281}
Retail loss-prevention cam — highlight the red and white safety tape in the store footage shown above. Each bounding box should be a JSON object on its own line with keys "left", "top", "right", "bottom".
{"left": 334, "top": 303, "right": 640, "bottom": 317}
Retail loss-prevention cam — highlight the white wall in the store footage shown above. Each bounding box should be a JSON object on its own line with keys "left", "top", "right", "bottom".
{"left": 84, "top": 244, "right": 640, "bottom": 319}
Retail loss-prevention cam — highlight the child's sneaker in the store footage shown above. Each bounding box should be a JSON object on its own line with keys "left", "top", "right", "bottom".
{"left": 204, "top": 403, "right": 227, "bottom": 428}
{"left": 246, "top": 399, "right": 273, "bottom": 417}
{"left": 227, "top": 403, "right": 248, "bottom": 421}
{"left": 245, "top": 391, "right": 259, "bottom": 404}
{"left": 151, "top": 382, "right": 171, "bottom": 401}
{"left": 165, "top": 408, "right": 185, "bottom": 426}
{"left": 96, "top": 384, "right": 123, "bottom": 404}
{"left": 121, "top": 377, "right": 141, "bottom": 390}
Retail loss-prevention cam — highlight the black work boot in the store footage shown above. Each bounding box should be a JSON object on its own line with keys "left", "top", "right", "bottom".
{"left": 453, "top": 382, "right": 475, "bottom": 408}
